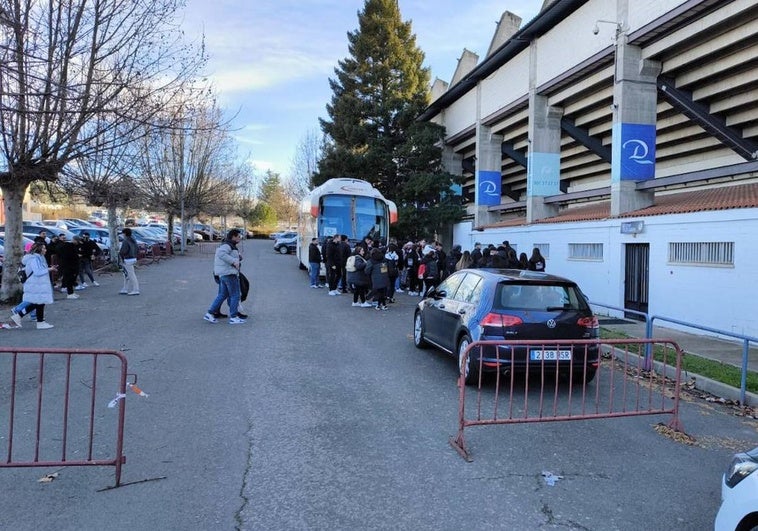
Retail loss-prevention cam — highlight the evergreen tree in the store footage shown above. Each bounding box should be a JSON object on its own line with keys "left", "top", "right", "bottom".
{"left": 316, "top": 0, "right": 464, "bottom": 240}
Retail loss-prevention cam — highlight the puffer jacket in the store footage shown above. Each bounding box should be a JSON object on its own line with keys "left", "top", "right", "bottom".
{"left": 213, "top": 240, "right": 240, "bottom": 276}
{"left": 22, "top": 253, "right": 54, "bottom": 305}
{"left": 347, "top": 255, "right": 369, "bottom": 286}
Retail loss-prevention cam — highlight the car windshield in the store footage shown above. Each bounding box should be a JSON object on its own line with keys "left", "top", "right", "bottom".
{"left": 494, "top": 283, "right": 589, "bottom": 311}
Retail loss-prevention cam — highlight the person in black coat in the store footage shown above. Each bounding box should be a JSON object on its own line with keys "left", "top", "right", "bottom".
{"left": 471, "top": 242, "right": 483, "bottom": 268}
{"left": 307, "top": 237, "right": 323, "bottom": 288}
{"left": 56, "top": 234, "right": 80, "bottom": 298}
{"left": 339, "top": 234, "right": 351, "bottom": 293}
{"left": 347, "top": 246, "right": 371, "bottom": 306}
{"left": 324, "top": 235, "right": 342, "bottom": 295}
{"left": 77, "top": 231, "right": 102, "bottom": 287}
{"left": 365, "top": 247, "right": 390, "bottom": 310}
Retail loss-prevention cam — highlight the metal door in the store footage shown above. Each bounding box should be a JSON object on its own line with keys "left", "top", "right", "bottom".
{"left": 624, "top": 243, "right": 649, "bottom": 319}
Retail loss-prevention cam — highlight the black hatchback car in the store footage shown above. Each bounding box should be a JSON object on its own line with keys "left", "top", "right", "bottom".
{"left": 413, "top": 269, "right": 600, "bottom": 385}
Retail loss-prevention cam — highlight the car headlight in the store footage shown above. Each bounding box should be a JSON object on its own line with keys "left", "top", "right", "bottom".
{"left": 725, "top": 448, "right": 758, "bottom": 488}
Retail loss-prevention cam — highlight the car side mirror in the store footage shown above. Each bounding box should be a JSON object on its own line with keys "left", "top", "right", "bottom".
{"left": 433, "top": 289, "right": 447, "bottom": 300}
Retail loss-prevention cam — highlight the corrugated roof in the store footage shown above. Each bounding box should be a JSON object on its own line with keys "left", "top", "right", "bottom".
{"left": 475, "top": 182, "right": 758, "bottom": 229}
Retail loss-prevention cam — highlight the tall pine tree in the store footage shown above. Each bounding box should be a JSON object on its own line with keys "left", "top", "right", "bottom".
{"left": 316, "top": 0, "right": 464, "bottom": 241}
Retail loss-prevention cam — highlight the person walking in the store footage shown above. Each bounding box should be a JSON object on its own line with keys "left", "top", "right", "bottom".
{"left": 324, "top": 234, "right": 342, "bottom": 295}
{"left": 307, "top": 237, "right": 323, "bottom": 288}
{"left": 118, "top": 227, "right": 140, "bottom": 295}
{"left": 384, "top": 242, "right": 400, "bottom": 303}
{"left": 57, "top": 234, "right": 81, "bottom": 299}
{"left": 204, "top": 229, "right": 247, "bottom": 324}
{"left": 77, "top": 231, "right": 101, "bottom": 287}
{"left": 9, "top": 242, "right": 57, "bottom": 329}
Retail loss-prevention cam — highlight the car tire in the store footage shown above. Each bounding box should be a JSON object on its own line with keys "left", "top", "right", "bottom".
{"left": 413, "top": 312, "right": 429, "bottom": 349}
{"left": 458, "top": 334, "right": 480, "bottom": 386}
{"left": 571, "top": 366, "right": 597, "bottom": 386}
{"left": 278, "top": 246, "right": 289, "bottom": 255}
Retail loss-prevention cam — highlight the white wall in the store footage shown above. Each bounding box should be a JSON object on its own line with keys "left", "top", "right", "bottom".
{"left": 452, "top": 207, "right": 758, "bottom": 338}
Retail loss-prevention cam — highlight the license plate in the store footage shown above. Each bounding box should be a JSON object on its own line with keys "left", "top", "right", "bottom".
{"left": 530, "top": 349, "right": 572, "bottom": 361}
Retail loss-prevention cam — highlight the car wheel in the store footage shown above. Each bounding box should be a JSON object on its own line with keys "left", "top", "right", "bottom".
{"left": 413, "top": 312, "right": 429, "bottom": 349}
{"left": 278, "top": 246, "right": 289, "bottom": 255}
{"left": 571, "top": 366, "right": 597, "bottom": 386}
{"left": 458, "top": 334, "right": 479, "bottom": 386}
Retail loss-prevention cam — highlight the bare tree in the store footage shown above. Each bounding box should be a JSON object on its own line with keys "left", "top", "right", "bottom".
{"left": 135, "top": 100, "right": 240, "bottom": 253}
{"left": 289, "top": 128, "right": 322, "bottom": 200}
{"left": 0, "top": 0, "right": 204, "bottom": 300}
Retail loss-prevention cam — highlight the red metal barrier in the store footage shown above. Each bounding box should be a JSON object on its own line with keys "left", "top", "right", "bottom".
{"left": 0, "top": 348, "right": 128, "bottom": 487}
{"left": 450, "top": 338, "right": 684, "bottom": 461}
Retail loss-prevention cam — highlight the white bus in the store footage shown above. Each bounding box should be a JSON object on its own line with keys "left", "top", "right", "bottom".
{"left": 297, "top": 178, "right": 398, "bottom": 271}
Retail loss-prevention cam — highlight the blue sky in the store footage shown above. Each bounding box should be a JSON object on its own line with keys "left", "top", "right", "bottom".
{"left": 179, "top": 0, "right": 541, "bottom": 178}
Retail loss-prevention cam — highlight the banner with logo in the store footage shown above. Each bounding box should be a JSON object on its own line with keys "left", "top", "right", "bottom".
{"left": 527, "top": 152, "right": 561, "bottom": 196}
{"left": 612, "top": 122, "right": 656, "bottom": 181}
{"left": 477, "top": 170, "right": 501, "bottom": 206}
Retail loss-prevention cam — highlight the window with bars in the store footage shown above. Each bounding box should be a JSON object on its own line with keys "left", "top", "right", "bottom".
{"left": 568, "top": 243, "right": 603, "bottom": 260}
{"left": 668, "top": 242, "right": 734, "bottom": 266}
{"left": 532, "top": 243, "right": 549, "bottom": 258}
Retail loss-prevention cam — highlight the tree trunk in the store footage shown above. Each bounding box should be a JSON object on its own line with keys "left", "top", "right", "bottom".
{"left": 107, "top": 204, "right": 120, "bottom": 264}
{"left": 0, "top": 182, "right": 29, "bottom": 302}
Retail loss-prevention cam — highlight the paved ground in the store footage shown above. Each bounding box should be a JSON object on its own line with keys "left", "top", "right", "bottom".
{"left": 0, "top": 240, "right": 756, "bottom": 530}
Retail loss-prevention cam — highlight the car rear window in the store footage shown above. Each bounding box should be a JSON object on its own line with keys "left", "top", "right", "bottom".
{"left": 494, "top": 283, "right": 589, "bottom": 311}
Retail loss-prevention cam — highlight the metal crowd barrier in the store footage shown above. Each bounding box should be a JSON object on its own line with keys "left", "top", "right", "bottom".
{"left": 0, "top": 348, "right": 128, "bottom": 487}
{"left": 450, "top": 338, "right": 684, "bottom": 461}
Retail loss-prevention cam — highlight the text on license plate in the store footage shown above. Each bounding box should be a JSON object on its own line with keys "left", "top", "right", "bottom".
{"left": 530, "top": 349, "right": 572, "bottom": 361}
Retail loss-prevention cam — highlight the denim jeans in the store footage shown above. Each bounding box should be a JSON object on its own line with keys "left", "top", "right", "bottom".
{"left": 209, "top": 274, "right": 241, "bottom": 317}
{"left": 308, "top": 262, "right": 320, "bottom": 286}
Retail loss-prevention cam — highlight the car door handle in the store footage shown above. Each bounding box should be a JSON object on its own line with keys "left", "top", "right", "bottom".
{"left": 437, "top": 304, "right": 445, "bottom": 309}
{"left": 458, "top": 309, "right": 466, "bottom": 315}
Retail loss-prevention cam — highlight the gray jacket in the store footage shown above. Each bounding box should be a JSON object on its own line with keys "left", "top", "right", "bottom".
{"left": 213, "top": 240, "right": 240, "bottom": 276}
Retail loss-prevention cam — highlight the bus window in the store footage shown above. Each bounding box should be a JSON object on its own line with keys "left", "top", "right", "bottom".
{"left": 355, "top": 197, "right": 387, "bottom": 241}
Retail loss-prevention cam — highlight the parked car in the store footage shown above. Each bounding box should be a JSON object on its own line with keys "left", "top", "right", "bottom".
{"left": 273, "top": 232, "right": 297, "bottom": 254}
{"left": 68, "top": 226, "right": 112, "bottom": 248}
{"left": 413, "top": 269, "right": 600, "bottom": 385}
{"left": 715, "top": 446, "right": 758, "bottom": 530}
{"left": 0, "top": 234, "right": 35, "bottom": 253}
{"left": 61, "top": 218, "right": 96, "bottom": 228}
{"left": 41, "top": 219, "right": 69, "bottom": 231}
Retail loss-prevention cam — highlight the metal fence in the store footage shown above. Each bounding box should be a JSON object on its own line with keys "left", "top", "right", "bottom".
{"left": 450, "top": 338, "right": 683, "bottom": 461}
{"left": 0, "top": 348, "right": 128, "bottom": 487}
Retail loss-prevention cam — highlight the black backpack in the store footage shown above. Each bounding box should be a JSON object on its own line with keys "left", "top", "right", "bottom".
{"left": 424, "top": 260, "right": 438, "bottom": 279}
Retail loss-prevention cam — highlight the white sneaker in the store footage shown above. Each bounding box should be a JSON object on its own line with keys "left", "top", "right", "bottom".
{"left": 360, "top": 302, "right": 373, "bottom": 308}
{"left": 328, "top": 290, "right": 338, "bottom": 296}
{"left": 310, "top": 285, "right": 319, "bottom": 288}
{"left": 75, "top": 285, "right": 85, "bottom": 290}
{"left": 36, "top": 321, "right": 54, "bottom": 330}
{"left": 10, "top": 312, "right": 22, "bottom": 327}
{"left": 119, "top": 290, "right": 128, "bottom": 295}
{"left": 229, "top": 316, "right": 246, "bottom": 324}
{"left": 60, "top": 287, "right": 67, "bottom": 293}
{"left": 93, "top": 281, "right": 100, "bottom": 286}
{"left": 127, "top": 292, "right": 140, "bottom": 296}
{"left": 396, "top": 289, "right": 404, "bottom": 293}
{"left": 66, "top": 294, "right": 79, "bottom": 299}
{"left": 352, "top": 302, "right": 361, "bottom": 307}
{"left": 203, "top": 313, "right": 218, "bottom": 323}
{"left": 81, "top": 282, "right": 88, "bottom": 288}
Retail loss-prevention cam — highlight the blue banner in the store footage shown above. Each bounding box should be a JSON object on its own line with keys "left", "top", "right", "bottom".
{"left": 527, "top": 152, "right": 561, "bottom": 196}
{"left": 612, "top": 123, "right": 656, "bottom": 181}
{"left": 477, "top": 170, "right": 501, "bottom": 206}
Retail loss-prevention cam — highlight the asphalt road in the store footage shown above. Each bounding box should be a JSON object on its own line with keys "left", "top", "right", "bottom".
{"left": 0, "top": 239, "right": 756, "bottom": 530}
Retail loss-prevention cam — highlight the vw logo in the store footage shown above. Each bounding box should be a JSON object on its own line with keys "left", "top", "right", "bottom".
{"left": 546, "top": 319, "right": 557, "bottom": 328}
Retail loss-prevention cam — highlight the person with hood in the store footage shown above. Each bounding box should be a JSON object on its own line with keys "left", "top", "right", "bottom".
{"left": 384, "top": 242, "right": 401, "bottom": 302}
{"left": 57, "top": 234, "right": 81, "bottom": 299}
{"left": 204, "top": 229, "right": 247, "bottom": 324}
{"left": 118, "top": 227, "right": 140, "bottom": 295}
{"left": 10, "top": 242, "right": 57, "bottom": 329}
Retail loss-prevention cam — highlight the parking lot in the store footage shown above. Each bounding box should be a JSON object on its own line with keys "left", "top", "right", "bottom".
{"left": 0, "top": 238, "right": 756, "bottom": 530}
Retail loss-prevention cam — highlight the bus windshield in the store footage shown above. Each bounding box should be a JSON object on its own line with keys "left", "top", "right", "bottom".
{"left": 318, "top": 195, "right": 388, "bottom": 242}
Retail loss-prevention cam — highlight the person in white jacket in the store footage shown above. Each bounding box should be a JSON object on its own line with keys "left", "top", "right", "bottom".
{"left": 11, "top": 242, "right": 57, "bottom": 329}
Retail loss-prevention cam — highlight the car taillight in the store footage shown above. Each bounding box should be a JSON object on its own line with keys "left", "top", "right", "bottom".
{"left": 577, "top": 316, "right": 599, "bottom": 329}
{"left": 481, "top": 313, "right": 523, "bottom": 327}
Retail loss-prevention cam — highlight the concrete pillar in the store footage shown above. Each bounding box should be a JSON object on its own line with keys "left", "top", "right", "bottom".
{"left": 526, "top": 94, "right": 562, "bottom": 223}
{"left": 442, "top": 146, "right": 463, "bottom": 200}
{"left": 474, "top": 123, "right": 503, "bottom": 227}
{"left": 611, "top": 38, "right": 661, "bottom": 216}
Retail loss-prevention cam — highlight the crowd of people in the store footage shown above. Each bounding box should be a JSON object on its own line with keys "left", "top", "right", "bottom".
{"left": 307, "top": 235, "right": 547, "bottom": 309}
{"left": 6, "top": 227, "right": 140, "bottom": 330}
